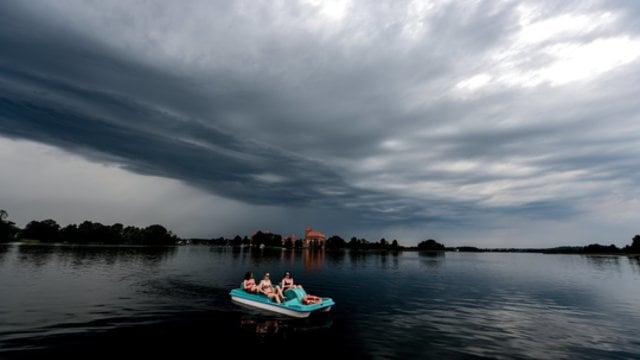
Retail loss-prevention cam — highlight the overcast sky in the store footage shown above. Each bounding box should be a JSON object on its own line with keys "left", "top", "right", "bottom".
{"left": 1, "top": 0, "right": 639, "bottom": 247}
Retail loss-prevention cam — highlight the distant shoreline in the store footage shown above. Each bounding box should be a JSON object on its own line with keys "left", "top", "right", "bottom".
{"left": 2, "top": 211, "right": 639, "bottom": 255}
{"left": 3, "top": 240, "right": 640, "bottom": 257}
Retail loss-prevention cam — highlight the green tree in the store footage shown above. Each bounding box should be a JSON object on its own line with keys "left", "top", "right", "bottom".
{"left": 230, "top": 235, "right": 243, "bottom": 247}
{"left": 583, "top": 243, "right": 620, "bottom": 253}
{"left": 19, "top": 219, "right": 61, "bottom": 242}
{"left": 348, "top": 236, "right": 359, "bottom": 250}
{"left": 141, "top": 224, "right": 177, "bottom": 245}
{"left": 61, "top": 224, "right": 80, "bottom": 243}
{"left": 282, "top": 236, "right": 295, "bottom": 249}
{"left": 326, "top": 235, "right": 346, "bottom": 249}
{"left": 251, "top": 231, "right": 283, "bottom": 248}
{"left": 417, "top": 239, "right": 445, "bottom": 251}
{"left": 0, "top": 209, "right": 19, "bottom": 242}
{"left": 628, "top": 234, "right": 640, "bottom": 252}
{"left": 122, "top": 226, "right": 143, "bottom": 244}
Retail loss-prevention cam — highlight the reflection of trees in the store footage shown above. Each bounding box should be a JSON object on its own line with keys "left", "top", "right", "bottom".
{"left": 419, "top": 251, "right": 445, "bottom": 269}
{"left": 0, "top": 243, "right": 11, "bottom": 264}
{"left": 376, "top": 251, "right": 400, "bottom": 270}
{"left": 231, "top": 245, "right": 243, "bottom": 261}
{"left": 626, "top": 256, "right": 640, "bottom": 274}
{"left": 583, "top": 255, "right": 621, "bottom": 272}
{"left": 347, "top": 249, "right": 369, "bottom": 266}
{"left": 324, "top": 250, "right": 346, "bottom": 266}
{"left": 16, "top": 243, "right": 176, "bottom": 269}
{"left": 230, "top": 246, "right": 298, "bottom": 269}
{"left": 16, "top": 243, "right": 54, "bottom": 267}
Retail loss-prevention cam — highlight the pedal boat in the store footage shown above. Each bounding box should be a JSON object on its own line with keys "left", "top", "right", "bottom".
{"left": 230, "top": 286, "right": 335, "bottom": 318}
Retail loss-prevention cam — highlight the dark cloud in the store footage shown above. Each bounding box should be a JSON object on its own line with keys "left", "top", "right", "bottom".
{"left": 0, "top": 2, "right": 406, "bottom": 227}
{"left": 0, "top": 68, "right": 351, "bottom": 206}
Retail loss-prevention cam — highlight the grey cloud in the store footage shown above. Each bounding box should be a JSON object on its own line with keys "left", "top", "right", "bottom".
{"left": 2, "top": 0, "right": 640, "bottom": 246}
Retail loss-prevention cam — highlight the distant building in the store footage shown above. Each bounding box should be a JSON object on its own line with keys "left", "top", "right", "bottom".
{"left": 251, "top": 229, "right": 270, "bottom": 237}
{"left": 281, "top": 233, "right": 297, "bottom": 248}
{"left": 303, "top": 226, "right": 326, "bottom": 248}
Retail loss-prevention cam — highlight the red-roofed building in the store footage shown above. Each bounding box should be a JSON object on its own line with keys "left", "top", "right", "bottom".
{"left": 303, "top": 226, "right": 326, "bottom": 248}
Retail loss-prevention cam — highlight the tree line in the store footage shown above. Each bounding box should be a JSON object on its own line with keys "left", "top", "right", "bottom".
{"left": 191, "top": 231, "right": 414, "bottom": 251}
{"left": 445, "top": 236, "right": 640, "bottom": 254}
{"left": 0, "top": 209, "right": 444, "bottom": 249}
{"left": 194, "top": 230, "right": 445, "bottom": 251}
{"left": 0, "top": 210, "right": 177, "bottom": 245}
{"left": 2, "top": 209, "right": 638, "bottom": 253}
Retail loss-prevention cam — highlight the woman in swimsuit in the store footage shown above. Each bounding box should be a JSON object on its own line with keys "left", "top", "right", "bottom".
{"left": 279, "top": 271, "right": 303, "bottom": 293}
{"left": 243, "top": 271, "right": 258, "bottom": 293}
{"left": 258, "top": 273, "right": 283, "bottom": 304}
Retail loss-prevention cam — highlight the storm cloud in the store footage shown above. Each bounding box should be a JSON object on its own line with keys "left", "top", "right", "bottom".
{"left": 1, "top": 0, "right": 640, "bottom": 246}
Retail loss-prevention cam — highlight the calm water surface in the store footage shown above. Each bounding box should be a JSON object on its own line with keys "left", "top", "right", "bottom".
{"left": 0, "top": 243, "right": 639, "bottom": 359}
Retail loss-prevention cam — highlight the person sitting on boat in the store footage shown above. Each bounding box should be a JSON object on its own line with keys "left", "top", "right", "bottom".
{"left": 243, "top": 271, "right": 258, "bottom": 293}
{"left": 258, "top": 273, "right": 284, "bottom": 304}
{"left": 279, "top": 271, "right": 303, "bottom": 293}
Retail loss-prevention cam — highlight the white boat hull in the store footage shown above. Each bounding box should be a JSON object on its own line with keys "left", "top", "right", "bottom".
{"left": 231, "top": 295, "right": 311, "bottom": 318}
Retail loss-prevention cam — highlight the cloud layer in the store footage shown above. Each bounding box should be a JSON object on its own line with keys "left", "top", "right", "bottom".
{"left": 1, "top": 0, "right": 640, "bottom": 246}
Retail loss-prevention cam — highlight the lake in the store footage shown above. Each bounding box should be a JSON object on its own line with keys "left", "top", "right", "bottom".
{"left": 0, "top": 243, "right": 638, "bottom": 359}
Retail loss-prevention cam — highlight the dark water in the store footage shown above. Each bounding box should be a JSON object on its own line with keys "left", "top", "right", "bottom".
{"left": 0, "top": 243, "right": 639, "bottom": 359}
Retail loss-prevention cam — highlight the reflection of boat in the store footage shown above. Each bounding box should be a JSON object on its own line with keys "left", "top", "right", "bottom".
{"left": 230, "top": 286, "right": 335, "bottom": 318}
{"left": 240, "top": 315, "right": 334, "bottom": 336}
{"left": 240, "top": 317, "right": 282, "bottom": 334}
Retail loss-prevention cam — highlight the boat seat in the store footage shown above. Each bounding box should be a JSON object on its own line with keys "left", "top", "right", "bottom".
{"left": 284, "top": 287, "right": 307, "bottom": 302}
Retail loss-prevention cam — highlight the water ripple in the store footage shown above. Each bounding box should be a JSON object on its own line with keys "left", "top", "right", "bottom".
{"left": 1, "top": 246, "right": 638, "bottom": 359}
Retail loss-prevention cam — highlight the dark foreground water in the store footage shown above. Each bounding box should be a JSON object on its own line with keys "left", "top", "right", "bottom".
{"left": 0, "top": 243, "right": 639, "bottom": 359}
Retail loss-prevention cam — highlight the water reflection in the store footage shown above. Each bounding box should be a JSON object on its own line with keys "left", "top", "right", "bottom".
{"left": 348, "top": 250, "right": 369, "bottom": 266}
{"left": 324, "top": 250, "right": 346, "bottom": 266}
{"left": 244, "top": 247, "right": 285, "bottom": 266}
{"left": 627, "top": 256, "right": 640, "bottom": 274}
{"left": 583, "top": 255, "right": 621, "bottom": 272}
{"left": 15, "top": 243, "right": 177, "bottom": 269}
{"left": 230, "top": 245, "right": 244, "bottom": 261}
{"left": 239, "top": 315, "right": 333, "bottom": 343}
{"left": 240, "top": 317, "right": 282, "bottom": 337}
{"left": 1, "top": 246, "right": 638, "bottom": 358}
{"left": 279, "top": 248, "right": 297, "bottom": 264}
{"left": 208, "top": 245, "right": 234, "bottom": 254}
{"left": 0, "top": 243, "right": 12, "bottom": 264}
{"left": 302, "top": 249, "right": 325, "bottom": 271}
{"left": 216, "top": 247, "right": 409, "bottom": 272}
{"left": 419, "top": 251, "right": 445, "bottom": 269}
{"left": 16, "top": 243, "right": 54, "bottom": 267}
{"left": 224, "top": 246, "right": 331, "bottom": 271}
